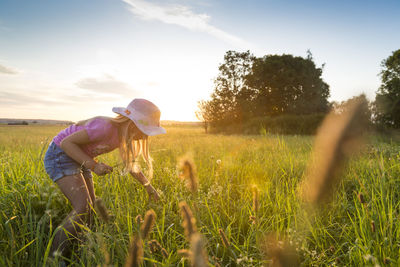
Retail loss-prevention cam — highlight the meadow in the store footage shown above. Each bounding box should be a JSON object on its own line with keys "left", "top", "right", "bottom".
{"left": 0, "top": 124, "right": 399, "bottom": 266}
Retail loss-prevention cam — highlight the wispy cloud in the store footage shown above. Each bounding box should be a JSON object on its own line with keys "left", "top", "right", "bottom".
{"left": 122, "top": 0, "right": 251, "bottom": 48}
{"left": 75, "top": 74, "right": 138, "bottom": 96}
{"left": 0, "top": 64, "right": 18, "bottom": 74}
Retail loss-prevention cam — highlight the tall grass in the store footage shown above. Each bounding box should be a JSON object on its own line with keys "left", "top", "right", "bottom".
{"left": 0, "top": 125, "right": 399, "bottom": 266}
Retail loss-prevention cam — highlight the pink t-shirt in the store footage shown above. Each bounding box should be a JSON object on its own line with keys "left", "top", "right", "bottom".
{"left": 53, "top": 117, "right": 119, "bottom": 158}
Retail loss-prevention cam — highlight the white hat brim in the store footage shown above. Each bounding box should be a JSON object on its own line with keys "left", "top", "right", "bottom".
{"left": 112, "top": 107, "right": 166, "bottom": 136}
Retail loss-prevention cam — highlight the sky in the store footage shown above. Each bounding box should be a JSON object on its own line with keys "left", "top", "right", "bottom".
{"left": 0, "top": 0, "right": 399, "bottom": 122}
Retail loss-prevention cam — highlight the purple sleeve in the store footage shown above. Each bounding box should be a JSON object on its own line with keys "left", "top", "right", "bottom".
{"left": 85, "top": 118, "right": 112, "bottom": 142}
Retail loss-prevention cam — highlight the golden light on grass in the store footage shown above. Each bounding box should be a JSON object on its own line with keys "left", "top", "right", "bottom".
{"left": 300, "top": 98, "right": 367, "bottom": 204}
{"left": 190, "top": 233, "right": 209, "bottom": 267}
{"left": 218, "top": 229, "right": 230, "bottom": 248}
{"left": 125, "top": 236, "right": 143, "bottom": 267}
{"left": 140, "top": 209, "right": 156, "bottom": 239}
{"left": 179, "top": 201, "right": 197, "bottom": 240}
{"left": 94, "top": 198, "right": 110, "bottom": 222}
{"left": 252, "top": 185, "right": 259, "bottom": 215}
{"left": 178, "top": 154, "right": 198, "bottom": 193}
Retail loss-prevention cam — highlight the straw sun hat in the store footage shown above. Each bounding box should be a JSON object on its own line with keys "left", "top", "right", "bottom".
{"left": 112, "top": 99, "right": 166, "bottom": 136}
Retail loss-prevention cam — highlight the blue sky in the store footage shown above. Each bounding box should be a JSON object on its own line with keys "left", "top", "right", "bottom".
{"left": 0, "top": 0, "right": 399, "bottom": 121}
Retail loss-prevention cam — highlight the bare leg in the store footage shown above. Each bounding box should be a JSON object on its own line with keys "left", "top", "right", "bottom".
{"left": 50, "top": 173, "right": 92, "bottom": 257}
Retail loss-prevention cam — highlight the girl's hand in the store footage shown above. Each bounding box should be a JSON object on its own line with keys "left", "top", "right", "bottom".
{"left": 93, "top": 163, "right": 113, "bottom": 176}
{"left": 145, "top": 184, "right": 160, "bottom": 202}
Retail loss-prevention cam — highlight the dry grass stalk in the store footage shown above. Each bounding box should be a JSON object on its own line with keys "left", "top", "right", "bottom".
{"left": 141, "top": 209, "right": 156, "bottom": 239}
{"left": 179, "top": 201, "right": 197, "bottom": 240}
{"left": 190, "top": 233, "right": 209, "bottom": 267}
{"left": 218, "top": 229, "right": 230, "bottom": 248}
{"left": 94, "top": 198, "right": 110, "bottom": 222}
{"left": 178, "top": 154, "right": 198, "bottom": 193}
{"left": 262, "top": 234, "right": 299, "bottom": 267}
{"left": 371, "top": 220, "right": 376, "bottom": 233}
{"left": 125, "top": 236, "right": 143, "bottom": 267}
{"left": 300, "top": 98, "right": 367, "bottom": 204}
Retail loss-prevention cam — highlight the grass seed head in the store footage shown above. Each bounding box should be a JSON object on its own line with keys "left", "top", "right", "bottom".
{"left": 300, "top": 97, "right": 367, "bottom": 205}
{"left": 161, "top": 248, "right": 169, "bottom": 258}
{"left": 94, "top": 198, "right": 110, "bottom": 222}
{"left": 178, "top": 154, "right": 198, "bottom": 193}
{"left": 178, "top": 249, "right": 191, "bottom": 258}
{"left": 218, "top": 229, "right": 230, "bottom": 248}
{"left": 371, "top": 220, "right": 376, "bottom": 233}
{"left": 148, "top": 239, "right": 162, "bottom": 253}
{"left": 262, "top": 234, "right": 299, "bottom": 267}
{"left": 179, "top": 201, "right": 197, "bottom": 240}
{"left": 141, "top": 209, "right": 156, "bottom": 239}
{"left": 125, "top": 236, "right": 143, "bottom": 267}
{"left": 135, "top": 214, "right": 143, "bottom": 226}
{"left": 190, "top": 233, "right": 209, "bottom": 267}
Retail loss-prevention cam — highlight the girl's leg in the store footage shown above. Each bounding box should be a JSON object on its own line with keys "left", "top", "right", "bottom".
{"left": 50, "top": 173, "right": 92, "bottom": 257}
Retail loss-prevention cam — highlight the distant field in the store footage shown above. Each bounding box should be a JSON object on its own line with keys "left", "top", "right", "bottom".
{"left": 0, "top": 125, "right": 399, "bottom": 266}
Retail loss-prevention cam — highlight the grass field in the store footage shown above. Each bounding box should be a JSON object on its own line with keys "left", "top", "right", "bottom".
{"left": 0, "top": 125, "right": 399, "bottom": 266}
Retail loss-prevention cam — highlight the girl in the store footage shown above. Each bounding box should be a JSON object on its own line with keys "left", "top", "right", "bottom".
{"left": 44, "top": 98, "right": 166, "bottom": 257}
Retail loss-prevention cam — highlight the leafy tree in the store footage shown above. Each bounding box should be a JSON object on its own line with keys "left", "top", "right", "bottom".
{"left": 197, "top": 50, "right": 331, "bottom": 133}
{"left": 195, "top": 100, "right": 212, "bottom": 133}
{"left": 208, "top": 50, "right": 255, "bottom": 126}
{"left": 374, "top": 49, "right": 400, "bottom": 128}
{"left": 246, "top": 53, "right": 330, "bottom": 116}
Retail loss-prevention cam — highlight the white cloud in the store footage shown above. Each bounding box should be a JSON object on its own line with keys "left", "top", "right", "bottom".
{"left": 75, "top": 74, "right": 138, "bottom": 96}
{"left": 0, "top": 64, "right": 18, "bottom": 74}
{"left": 122, "top": 0, "right": 251, "bottom": 48}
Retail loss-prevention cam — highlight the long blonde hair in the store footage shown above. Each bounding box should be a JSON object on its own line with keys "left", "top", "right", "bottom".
{"left": 78, "top": 115, "right": 153, "bottom": 179}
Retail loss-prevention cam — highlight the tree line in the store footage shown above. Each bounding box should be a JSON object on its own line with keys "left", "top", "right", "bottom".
{"left": 197, "top": 49, "right": 400, "bottom": 134}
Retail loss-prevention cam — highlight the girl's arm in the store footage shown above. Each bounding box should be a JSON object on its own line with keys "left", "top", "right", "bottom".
{"left": 60, "top": 129, "right": 112, "bottom": 176}
{"left": 129, "top": 171, "right": 160, "bottom": 201}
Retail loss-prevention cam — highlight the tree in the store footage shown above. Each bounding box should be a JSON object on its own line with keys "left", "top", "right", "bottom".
{"left": 374, "top": 49, "right": 400, "bottom": 128}
{"left": 197, "top": 50, "right": 331, "bottom": 133}
{"left": 208, "top": 50, "right": 255, "bottom": 126}
{"left": 246, "top": 53, "right": 330, "bottom": 116}
{"left": 195, "top": 100, "right": 212, "bottom": 133}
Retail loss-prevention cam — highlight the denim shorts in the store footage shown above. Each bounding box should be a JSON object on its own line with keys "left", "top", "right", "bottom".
{"left": 44, "top": 141, "right": 92, "bottom": 182}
